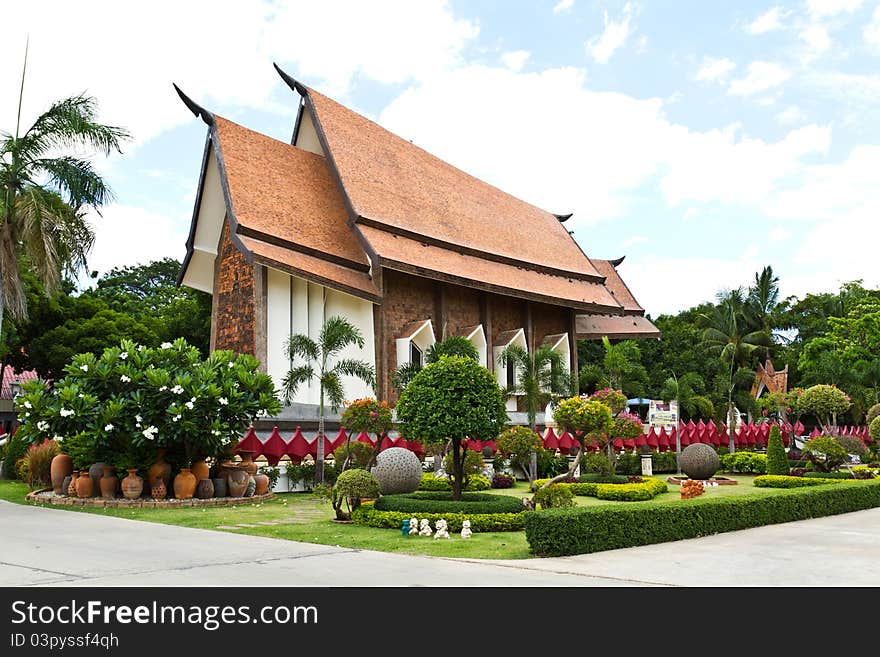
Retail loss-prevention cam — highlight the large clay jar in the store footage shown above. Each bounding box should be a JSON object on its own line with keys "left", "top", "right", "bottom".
{"left": 67, "top": 471, "right": 79, "bottom": 496}
{"left": 173, "top": 468, "right": 197, "bottom": 500}
{"left": 99, "top": 465, "right": 118, "bottom": 500}
{"left": 196, "top": 478, "right": 214, "bottom": 500}
{"left": 238, "top": 451, "right": 258, "bottom": 477}
{"left": 50, "top": 453, "right": 73, "bottom": 494}
{"left": 151, "top": 478, "right": 167, "bottom": 500}
{"left": 190, "top": 459, "right": 210, "bottom": 484}
{"left": 75, "top": 471, "right": 94, "bottom": 498}
{"left": 227, "top": 468, "right": 248, "bottom": 498}
{"left": 254, "top": 472, "right": 270, "bottom": 496}
{"left": 212, "top": 477, "right": 227, "bottom": 498}
{"left": 88, "top": 463, "right": 106, "bottom": 496}
{"left": 147, "top": 449, "right": 172, "bottom": 489}
{"left": 121, "top": 469, "right": 144, "bottom": 500}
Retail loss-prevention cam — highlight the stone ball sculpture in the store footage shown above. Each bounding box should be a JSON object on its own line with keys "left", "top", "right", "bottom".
{"left": 371, "top": 447, "right": 423, "bottom": 495}
{"left": 679, "top": 443, "right": 720, "bottom": 481}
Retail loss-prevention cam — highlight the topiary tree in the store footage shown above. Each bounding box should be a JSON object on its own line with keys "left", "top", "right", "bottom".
{"left": 442, "top": 447, "right": 484, "bottom": 490}
{"left": 867, "top": 404, "right": 880, "bottom": 426}
{"left": 331, "top": 468, "right": 380, "bottom": 520}
{"left": 339, "top": 397, "right": 393, "bottom": 470}
{"left": 796, "top": 384, "right": 852, "bottom": 437}
{"left": 802, "top": 436, "right": 848, "bottom": 473}
{"left": 548, "top": 395, "right": 613, "bottom": 486}
{"left": 870, "top": 416, "right": 880, "bottom": 445}
{"left": 766, "top": 424, "right": 788, "bottom": 475}
{"left": 497, "top": 426, "right": 544, "bottom": 486}
{"left": 395, "top": 356, "right": 507, "bottom": 501}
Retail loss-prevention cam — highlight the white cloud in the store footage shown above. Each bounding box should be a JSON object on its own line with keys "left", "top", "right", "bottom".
{"left": 683, "top": 208, "right": 701, "bottom": 221}
{"left": 777, "top": 105, "right": 807, "bottom": 125}
{"left": 553, "top": 0, "right": 574, "bottom": 14}
{"left": 501, "top": 50, "right": 531, "bottom": 72}
{"left": 806, "top": 0, "right": 863, "bottom": 19}
{"left": 768, "top": 227, "right": 791, "bottom": 241}
{"left": 799, "top": 24, "right": 832, "bottom": 60}
{"left": 746, "top": 7, "right": 789, "bottom": 34}
{"left": 622, "top": 235, "right": 648, "bottom": 248}
{"left": 864, "top": 5, "right": 880, "bottom": 46}
{"left": 728, "top": 61, "right": 791, "bottom": 96}
{"left": 586, "top": 2, "right": 636, "bottom": 64}
{"left": 695, "top": 57, "right": 736, "bottom": 82}
{"left": 740, "top": 244, "right": 760, "bottom": 260}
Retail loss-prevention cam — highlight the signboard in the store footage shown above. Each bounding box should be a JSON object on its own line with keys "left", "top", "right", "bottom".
{"left": 648, "top": 399, "right": 678, "bottom": 430}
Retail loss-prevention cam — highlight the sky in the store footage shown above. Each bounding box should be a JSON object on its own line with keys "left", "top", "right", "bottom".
{"left": 4, "top": 0, "right": 880, "bottom": 317}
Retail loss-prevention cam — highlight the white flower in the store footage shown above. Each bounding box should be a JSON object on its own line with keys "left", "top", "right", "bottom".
{"left": 219, "top": 397, "right": 228, "bottom": 406}
{"left": 104, "top": 423, "right": 114, "bottom": 431}
{"left": 119, "top": 352, "right": 128, "bottom": 360}
{"left": 190, "top": 397, "right": 196, "bottom": 403}
{"left": 78, "top": 394, "right": 84, "bottom": 399}
{"left": 142, "top": 426, "right": 158, "bottom": 440}
{"left": 54, "top": 435, "right": 64, "bottom": 443}
{"left": 161, "top": 342, "right": 172, "bottom": 349}
{"left": 37, "top": 421, "right": 49, "bottom": 432}
{"left": 79, "top": 364, "right": 89, "bottom": 372}
{"left": 228, "top": 362, "right": 234, "bottom": 368}
{"left": 138, "top": 345, "right": 145, "bottom": 352}
{"left": 159, "top": 386, "right": 167, "bottom": 392}
{"left": 171, "top": 385, "right": 184, "bottom": 395}
{"left": 59, "top": 408, "right": 75, "bottom": 418}
{"left": 135, "top": 415, "right": 142, "bottom": 423}
{"left": 23, "top": 400, "right": 32, "bottom": 409}
{"left": 172, "top": 414, "right": 182, "bottom": 423}
{"left": 211, "top": 429, "right": 221, "bottom": 436}
{"left": 120, "top": 375, "right": 131, "bottom": 383}
{"left": 185, "top": 401, "right": 194, "bottom": 410}
{"left": 23, "top": 412, "right": 29, "bottom": 418}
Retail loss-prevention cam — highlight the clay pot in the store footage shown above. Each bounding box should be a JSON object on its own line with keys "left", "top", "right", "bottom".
{"left": 88, "top": 463, "right": 106, "bottom": 496}
{"left": 227, "top": 468, "right": 248, "bottom": 498}
{"left": 190, "top": 459, "right": 210, "bottom": 484}
{"left": 212, "top": 477, "right": 227, "bottom": 498}
{"left": 99, "top": 465, "right": 118, "bottom": 500}
{"left": 254, "top": 472, "right": 270, "bottom": 496}
{"left": 173, "top": 468, "right": 197, "bottom": 500}
{"left": 147, "top": 449, "right": 172, "bottom": 489}
{"left": 244, "top": 476, "right": 256, "bottom": 497}
{"left": 75, "top": 471, "right": 94, "bottom": 498}
{"left": 67, "top": 471, "right": 79, "bottom": 496}
{"left": 50, "top": 454, "right": 73, "bottom": 495}
{"left": 60, "top": 475, "right": 72, "bottom": 497}
{"left": 121, "top": 469, "right": 144, "bottom": 500}
{"left": 151, "top": 479, "right": 167, "bottom": 500}
{"left": 238, "top": 451, "right": 258, "bottom": 477}
{"left": 196, "top": 478, "right": 214, "bottom": 499}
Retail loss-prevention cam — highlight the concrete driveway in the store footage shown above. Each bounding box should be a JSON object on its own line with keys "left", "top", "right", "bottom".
{"left": 2, "top": 500, "right": 879, "bottom": 586}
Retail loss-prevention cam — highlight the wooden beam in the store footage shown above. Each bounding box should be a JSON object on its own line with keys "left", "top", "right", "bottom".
{"left": 480, "top": 292, "right": 493, "bottom": 373}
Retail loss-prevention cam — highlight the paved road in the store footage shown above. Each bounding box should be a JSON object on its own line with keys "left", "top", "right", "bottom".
{"left": 2, "top": 500, "right": 879, "bottom": 586}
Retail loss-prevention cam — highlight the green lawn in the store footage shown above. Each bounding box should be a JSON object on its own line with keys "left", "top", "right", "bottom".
{"left": 0, "top": 473, "right": 781, "bottom": 560}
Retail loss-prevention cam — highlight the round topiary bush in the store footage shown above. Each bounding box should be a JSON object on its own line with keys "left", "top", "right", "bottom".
{"left": 680, "top": 443, "right": 720, "bottom": 480}
{"left": 370, "top": 447, "right": 423, "bottom": 494}
{"left": 331, "top": 468, "right": 381, "bottom": 520}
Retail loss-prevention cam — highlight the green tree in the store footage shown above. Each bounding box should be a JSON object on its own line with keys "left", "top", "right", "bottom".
{"left": 548, "top": 395, "right": 613, "bottom": 485}
{"left": 746, "top": 265, "right": 786, "bottom": 358}
{"left": 1, "top": 54, "right": 129, "bottom": 339}
{"left": 497, "top": 425, "right": 544, "bottom": 486}
{"left": 796, "top": 384, "right": 852, "bottom": 436}
{"left": 282, "top": 316, "right": 376, "bottom": 485}
{"left": 395, "top": 356, "right": 507, "bottom": 500}
{"left": 766, "top": 425, "right": 788, "bottom": 475}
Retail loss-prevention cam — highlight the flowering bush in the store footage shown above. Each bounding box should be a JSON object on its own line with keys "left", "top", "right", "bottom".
{"left": 611, "top": 412, "right": 644, "bottom": 440}
{"left": 553, "top": 396, "right": 613, "bottom": 436}
{"left": 14, "top": 338, "right": 280, "bottom": 470}
{"left": 340, "top": 398, "right": 392, "bottom": 437}
{"left": 589, "top": 388, "right": 627, "bottom": 415}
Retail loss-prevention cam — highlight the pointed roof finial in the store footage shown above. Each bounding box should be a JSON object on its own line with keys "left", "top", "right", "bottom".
{"left": 554, "top": 213, "right": 573, "bottom": 223}
{"left": 608, "top": 255, "right": 626, "bottom": 267}
{"left": 273, "top": 63, "right": 309, "bottom": 96}
{"left": 172, "top": 83, "right": 214, "bottom": 126}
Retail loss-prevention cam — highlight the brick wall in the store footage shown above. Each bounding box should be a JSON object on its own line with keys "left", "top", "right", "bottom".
{"left": 213, "top": 222, "right": 256, "bottom": 356}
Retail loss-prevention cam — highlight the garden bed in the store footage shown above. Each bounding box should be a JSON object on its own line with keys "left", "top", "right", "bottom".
{"left": 666, "top": 476, "right": 738, "bottom": 486}
{"left": 26, "top": 488, "right": 274, "bottom": 508}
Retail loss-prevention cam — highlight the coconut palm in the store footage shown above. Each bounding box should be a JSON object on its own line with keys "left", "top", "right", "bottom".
{"left": 282, "top": 316, "right": 375, "bottom": 484}
{"left": 746, "top": 265, "right": 786, "bottom": 357}
{"left": 1, "top": 51, "right": 129, "bottom": 339}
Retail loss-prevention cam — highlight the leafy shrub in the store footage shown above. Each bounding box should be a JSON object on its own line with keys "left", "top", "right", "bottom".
{"left": 766, "top": 425, "right": 788, "bottom": 476}
{"left": 867, "top": 404, "right": 880, "bottom": 426}
{"left": 596, "top": 478, "right": 667, "bottom": 501}
{"left": 581, "top": 452, "right": 613, "bottom": 475}
{"left": 796, "top": 385, "right": 852, "bottom": 427}
{"left": 258, "top": 465, "right": 280, "bottom": 490}
{"left": 491, "top": 473, "right": 515, "bottom": 488}
{"left": 553, "top": 396, "right": 613, "bottom": 435}
{"left": 497, "top": 426, "right": 543, "bottom": 479}
{"left": 534, "top": 484, "right": 575, "bottom": 509}
{"left": 836, "top": 434, "right": 868, "bottom": 459}
{"left": 853, "top": 470, "right": 876, "bottom": 480}
{"left": 2, "top": 431, "right": 27, "bottom": 480}
{"left": 577, "top": 473, "right": 630, "bottom": 484}
{"left": 332, "top": 469, "right": 381, "bottom": 520}
{"left": 15, "top": 457, "right": 29, "bottom": 482}
{"left": 465, "top": 474, "right": 491, "bottom": 491}
{"left": 614, "top": 452, "right": 640, "bottom": 476}
{"left": 352, "top": 502, "right": 526, "bottom": 532}
{"left": 443, "top": 448, "right": 485, "bottom": 489}
{"left": 535, "top": 450, "right": 570, "bottom": 478}
{"left": 870, "top": 416, "right": 880, "bottom": 444}
{"left": 286, "top": 461, "right": 316, "bottom": 490}
{"left": 375, "top": 491, "right": 524, "bottom": 514}
{"left": 754, "top": 475, "right": 855, "bottom": 488}
{"left": 525, "top": 479, "right": 880, "bottom": 555}
{"left": 802, "top": 436, "right": 848, "bottom": 472}
{"left": 24, "top": 440, "right": 60, "bottom": 489}
{"left": 339, "top": 398, "right": 393, "bottom": 437}
{"left": 418, "top": 472, "right": 490, "bottom": 492}
{"left": 720, "top": 451, "right": 767, "bottom": 474}
{"left": 803, "top": 471, "right": 853, "bottom": 479}
{"left": 329, "top": 441, "right": 373, "bottom": 478}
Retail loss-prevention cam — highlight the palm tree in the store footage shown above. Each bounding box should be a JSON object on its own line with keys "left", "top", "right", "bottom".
{"left": 746, "top": 266, "right": 785, "bottom": 358}
{"left": 701, "top": 301, "right": 769, "bottom": 452}
{"left": 498, "top": 344, "right": 571, "bottom": 480}
{"left": 391, "top": 334, "right": 480, "bottom": 392}
{"left": 283, "top": 316, "right": 375, "bottom": 485}
{"left": 1, "top": 47, "right": 129, "bottom": 339}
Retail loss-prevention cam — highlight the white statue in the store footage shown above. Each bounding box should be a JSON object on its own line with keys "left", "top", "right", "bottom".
{"left": 418, "top": 518, "right": 433, "bottom": 536}
{"left": 408, "top": 517, "right": 419, "bottom": 535}
{"left": 460, "top": 519, "right": 473, "bottom": 539}
{"left": 434, "top": 518, "right": 450, "bottom": 539}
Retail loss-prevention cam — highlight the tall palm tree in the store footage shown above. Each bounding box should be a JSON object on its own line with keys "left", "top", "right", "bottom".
{"left": 1, "top": 48, "right": 129, "bottom": 339}
{"left": 746, "top": 265, "right": 784, "bottom": 357}
{"left": 282, "top": 315, "right": 375, "bottom": 485}
{"left": 701, "top": 301, "right": 769, "bottom": 452}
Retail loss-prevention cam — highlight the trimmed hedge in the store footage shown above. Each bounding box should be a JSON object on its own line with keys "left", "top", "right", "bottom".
{"left": 375, "top": 491, "right": 524, "bottom": 514}
{"left": 525, "top": 479, "right": 880, "bottom": 555}
{"left": 754, "top": 474, "right": 857, "bottom": 488}
{"left": 720, "top": 451, "right": 767, "bottom": 474}
{"left": 803, "top": 471, "right": 853, "bottom": 479}
{"left": 532, "top": 476, "right": 667, "bottom": 501}
{"left": 418, "top": 472, "right": 491, "bottom": 492}
{"left": 353, "top": 502, "right": 526, "bottom": 532}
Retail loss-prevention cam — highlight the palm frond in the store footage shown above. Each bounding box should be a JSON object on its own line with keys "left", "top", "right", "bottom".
{"left": 392, "top": 362, "right": 422, "bottom": 393}
{"left": 24, "top": 94, "right": 130, "bottom": 156}
{"left": 320, "top": 315, "right": 364, "bottom": 357}
{"left": 281, "top": 365, "right": 314, "bottom": 404}
{"left": 33, "top": 156, "right": 114, "bottom": 208}
{"left": 333, "top": 358, "right": 376, "bottom": 389}
{"left": 321, "top": 372, "right": 345, "bottom": 412}
{"left": 497, "top": 343, "right": 528, "bottom": 370}
{"left": 285, "top": 334, "right": 319, "bottom": 362}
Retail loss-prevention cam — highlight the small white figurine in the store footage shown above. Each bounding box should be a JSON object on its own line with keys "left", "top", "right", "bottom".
{"left": 418, "top": 518, "right": 433, "bottom": 536}
{"left": 460, "top": 519, "right": 473, "bottom": 539}
{"left": 408, "top": 516, "right": 419, "bottom": 535}
{"left": 434, "top": 518, "right": 450, "bottom": 539}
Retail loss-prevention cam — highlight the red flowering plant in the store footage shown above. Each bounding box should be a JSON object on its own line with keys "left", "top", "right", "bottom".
{"left": 339, "top": 398, "right": 393, "bottom": 470}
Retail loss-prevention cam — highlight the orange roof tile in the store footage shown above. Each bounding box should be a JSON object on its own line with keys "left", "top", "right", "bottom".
{"left": 358, "top": 224, "right": 621, "bottom": 311}
{"left": 591, "top": 258, "right": 644, "bottom": 314}
{"left": 306, "top": 88, "right": 601, "bottom": 281}
{"left": 575, "top": 314, "right": 660, "bottom": 340}
{"left": 214, "top": 116, "right": 368, "bottom": 271}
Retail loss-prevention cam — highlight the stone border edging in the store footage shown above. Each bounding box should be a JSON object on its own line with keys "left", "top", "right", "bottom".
{"left": 26, "top": 489, "right": 274, "bottom": 508}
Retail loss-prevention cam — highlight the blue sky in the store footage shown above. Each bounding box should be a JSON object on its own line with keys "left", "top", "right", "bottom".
{"left": 5, "top": 0, "right": 880, "bottom": 316}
